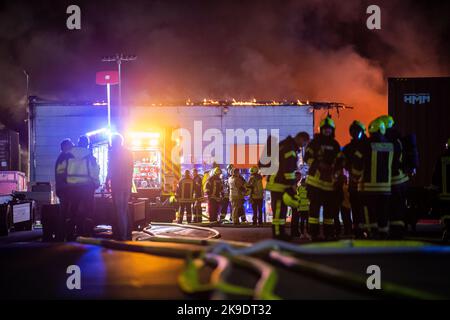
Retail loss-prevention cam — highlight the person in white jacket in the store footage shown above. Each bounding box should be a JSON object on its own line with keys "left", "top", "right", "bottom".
{"left": 228, "top": 168, "right": 247, "bottom": 224}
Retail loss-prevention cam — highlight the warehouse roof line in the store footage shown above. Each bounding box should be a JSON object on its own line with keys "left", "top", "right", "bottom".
{"left": 29, "top": 96, "right": 351, "bottom": 110}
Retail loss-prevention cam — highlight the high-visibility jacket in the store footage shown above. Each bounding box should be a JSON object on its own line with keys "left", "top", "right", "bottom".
{"left": 202, "top": 171, "right": 211, "bottom": 193}
{"left": 176, "top": 176, "right": 195, "bottom": 203}
{"left": 56, "top": 147, "right": 100, "bottom": 188}
{"left": 265, "top": 136, "right": 299, "bottom": 193}
{"left": 54, "top": 151, "right": 72, "bottom": 197}
{"left": 352, "top": 134, "right": 395, "bottom": 194}
{"left": 304, "top": 134, "right": 341, "bottom": 191}
{"left": 205, "top": 175, "right": 223, "bottom": 201}
{"left": 247, "top": 173, "right": 264, "bottom": 200}
{"left": 432, "top": 150, "right": 450, "bottom": 201}
{"left": 296, "top": 183, "right": 310, "bottom": 211}
{"left": 343, "top": 137, "right": 367, "bottom": 191}
{"left": 386, "top": 128, "right": 409, "bottom": 187}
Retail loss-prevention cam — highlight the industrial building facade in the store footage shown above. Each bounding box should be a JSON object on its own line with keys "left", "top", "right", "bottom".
{"left": 30, "top": 98, "right": 315, "bottom": 193}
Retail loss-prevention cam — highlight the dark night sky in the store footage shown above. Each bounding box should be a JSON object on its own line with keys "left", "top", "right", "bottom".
{"left": 0, "top": 0, "right": 449, "bottom": 143}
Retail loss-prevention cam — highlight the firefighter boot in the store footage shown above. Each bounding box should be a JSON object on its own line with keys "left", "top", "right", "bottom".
{"left": 354, "top": 226, "right": 366, "bottom": 239}
{"left": 272, "top": 224, "right": 291, "bottom": 241}
{"left": 308, "top": 223, "right": 320, "bottom": 242}
{"left": 291, "top": 211, "right": 301, "bottom": 237}
{"left": 324, "top": 224, "right": 337, "bottom": 242}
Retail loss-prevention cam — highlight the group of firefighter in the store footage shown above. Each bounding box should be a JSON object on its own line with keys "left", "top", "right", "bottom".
{"left": 266, "top": 115, "right": 450, "bottom": 241}
{"left": 174, "top": 164, "right": 265, "bottom": 226}
{"left": 268, "top": 114, "right": 419, "bottom": 241}
{"left": 175, "top": 113, "right": 450, "bottom": 242}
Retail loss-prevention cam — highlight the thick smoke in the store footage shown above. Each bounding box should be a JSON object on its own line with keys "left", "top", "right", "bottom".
{"left": 0, "top": 0, "right": 448, "bottom": 143}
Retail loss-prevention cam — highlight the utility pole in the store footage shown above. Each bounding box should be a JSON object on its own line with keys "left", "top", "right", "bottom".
{"left": 23, "top": 70, "right": 30, "bottom": 181}
{"left": 101, "top": 54, "right": 137, "bottom": 121}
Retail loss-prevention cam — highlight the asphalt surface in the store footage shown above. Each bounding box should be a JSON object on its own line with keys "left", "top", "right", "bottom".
{"left": 1, "top": 222, "right": 449, "bottom": 300}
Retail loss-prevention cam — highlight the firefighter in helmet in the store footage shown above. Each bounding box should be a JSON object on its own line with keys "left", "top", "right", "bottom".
{"left": 378, "top": 115, "right": 410, "bottom": 238}
{"left": 192, "top": 167, "right": 203, "bottom": 223}
{"left": 247, "top": 166, "right": 264, "bottom": 226}
{"left": 266, "top": 132, "right": 309, "bottom": 239}
{"left": 343, "top": 120, "right": 367, "bottom": 238}
{"left": 351, "top": 118, "right": 396, "bottom": 239}
{"left": 304, "top": 116, "right": 341, "bottom": 241}
{"left": 176, "top": 170, "right": 195, "bottom": 224}
{"left": 204, "top": 167, "right": 223, "bottom": 223}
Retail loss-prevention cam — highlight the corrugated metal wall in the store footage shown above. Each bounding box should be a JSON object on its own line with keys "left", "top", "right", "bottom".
{"left": 33, "top": 104, "right": 313, "bottom": 183}
{"left": 388, "top": 77, "right": 450, "bottom": 187}
{"left": 33, "top": 105, "right": 108, "bottom": 182}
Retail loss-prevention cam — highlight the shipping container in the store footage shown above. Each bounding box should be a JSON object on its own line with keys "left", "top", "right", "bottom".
{"left": 388, "top": 77, "right": 450, "bottom": 187}
{"left": 0, "top": 128, "right": 20, "bottom": 172}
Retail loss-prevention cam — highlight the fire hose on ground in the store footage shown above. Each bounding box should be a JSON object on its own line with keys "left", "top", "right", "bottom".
{"left": 144, "top": 236, "right": 450, "bottom": 300}
{"left": 78, "top": 228, "right": 450, "bottom": 300}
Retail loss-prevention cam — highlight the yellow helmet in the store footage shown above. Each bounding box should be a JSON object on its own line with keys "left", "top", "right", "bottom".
{"left": 369, "top": 118, "right": 386, "bottom": 135}
{"left": 378, "top": 115, "right": 395, "bottom": 129}
{"left": 250, "top": 166, "right": 258, "bottom": 174}
{"left": 320, "top": 116, "right": 335, "bottom": 129}
{"left": 213, "top": 167, "right": 222, "bottom": 176}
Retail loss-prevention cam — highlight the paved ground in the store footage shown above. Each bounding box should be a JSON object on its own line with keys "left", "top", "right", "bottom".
{"left": 1, "top": 222, "right": 448, "bottom": 300}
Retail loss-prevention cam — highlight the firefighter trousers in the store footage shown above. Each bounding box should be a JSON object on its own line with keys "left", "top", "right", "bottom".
{"left": 307, "top": 186, "right": 336, "bottom": 239}
{"left": 336, "top": 206, "right": 352, "bottom": 236}
{"left": 361, "top": 193, "right": 390, "bottom": 237}
{"left": 192, "top": 200, "right": 202, "bottom": 223}
{"left": 251, "top": 198, "right": 264, "bottom": 225}
{"left": 270, "top": 191, "right": 288, "bottom": 239}
{"left": 291, "top": 209, "right": 300, "bottom": 236}
{"left": 230, "top": 198, "right": 243, "bottom": 224}
{"left": 178, "top": 202, "right": 193, "bottom": 224}
{"left": 208, "top": 198, "right": 220, "bottom": 223}
{"left": 390, "top": 183, "right": 408, "bottom": 237}
{"left": 220, "top": 197, "right": 229, "bottom": 220}
{"left": 349, "top": 190, "right": 364, "bottom": 236}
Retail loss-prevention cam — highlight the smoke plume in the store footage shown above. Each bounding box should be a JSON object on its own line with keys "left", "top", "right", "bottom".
{"left": 0, "top": 0, "right": 449, "bottom": 143}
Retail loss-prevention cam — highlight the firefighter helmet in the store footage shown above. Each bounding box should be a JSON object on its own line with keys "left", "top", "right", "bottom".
{"left": 226, "top": 164, "right": 234, "bottom": 175}
{"left": 320, "top": 116, "right": 335, "bottom": 129}
{"left": 213, "top": 167, "right": 222, "bottom": 176}
{"left": 184, "top": 169, "right": 191, "bottom": 177}
{"left": 349, "top": 120, "right": 366, "bottom": 140}
{"left": 378, "top": 115, "right": 395, "bottom": 129}
{"left": 369, "top": 118, "right": 386, "bottom": 135}
{"left": 250, "top": 166, "right": 258, "bottom": 174}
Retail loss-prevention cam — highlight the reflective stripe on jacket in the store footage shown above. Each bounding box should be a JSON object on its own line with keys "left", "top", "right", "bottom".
{"left": 265, "top": 136, "right": 298, "bottom": 193}
{"left": 297, "top": 184, "right": 310, "bottom": 211}
{"left": 56, "top": 147, "right": 100, "bottom": 187}
{"left": 177, "top": 177, "right": 195, "bottom": 203}
{"left": 205, "top": 175, "right": 223, "bottom": 200}
{"left": 304, "top": 134, "right": 341, "bottom": 192}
